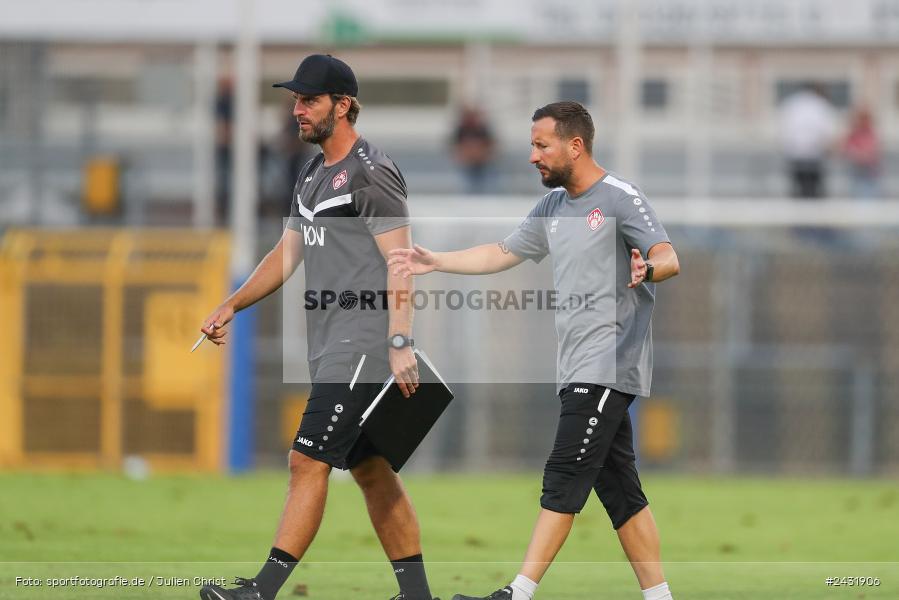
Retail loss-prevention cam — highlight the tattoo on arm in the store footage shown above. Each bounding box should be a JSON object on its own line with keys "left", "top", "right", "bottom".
{"left": 498, "top": 241, "right": 510, "bottom": 254}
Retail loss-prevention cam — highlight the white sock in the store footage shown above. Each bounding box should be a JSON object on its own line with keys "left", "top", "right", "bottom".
{"left": 642, "top": 581, "right": 673, "bottom": 600}
{"left": 509, "top": 574, "right": 538, "bottom": 599}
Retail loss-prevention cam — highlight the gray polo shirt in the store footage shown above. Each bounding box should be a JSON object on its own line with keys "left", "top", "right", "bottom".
{"left": 287, "top": 137, "right": 409, "bottom": 362}
{"left": 504, "top": 172, "right": 670, "bottom": 396}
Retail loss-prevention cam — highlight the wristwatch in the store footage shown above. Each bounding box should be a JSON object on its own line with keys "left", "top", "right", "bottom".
{"left": 644, "top": 261, "right": 655, "bottom": 282}
{"left": 388, "top": 334, "right": 414, "bottom": 349}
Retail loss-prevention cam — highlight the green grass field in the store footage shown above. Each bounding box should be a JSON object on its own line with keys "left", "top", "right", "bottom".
{"left": 1, "top": 472, "right": 897, "bottom": 599}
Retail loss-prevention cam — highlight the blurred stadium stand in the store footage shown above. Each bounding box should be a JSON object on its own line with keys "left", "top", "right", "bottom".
{"left": 4, "top": 1, "right": 899, "bottom": 218}
{"left": 1, "top": 0, "right": 898, "bottom": 476}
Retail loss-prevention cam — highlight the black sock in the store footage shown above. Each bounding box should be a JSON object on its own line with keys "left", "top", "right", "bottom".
{"left": 254, "top": 547, "right": 298, "bottom": 600}
{"left": 391, "top": 554, "right": 432, "bottom": 600}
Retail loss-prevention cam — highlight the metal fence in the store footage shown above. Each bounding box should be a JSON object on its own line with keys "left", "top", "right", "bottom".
{"left": 0, "top": 229, "right": 231, "bottom": 471}
{"left": 247, "top": 198, "right": 899, "bottom": 476}
{"left": 0, "top": 204, "right": 896, "bottom": 476}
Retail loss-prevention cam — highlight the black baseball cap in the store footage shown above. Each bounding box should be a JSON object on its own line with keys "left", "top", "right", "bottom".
{"left": 272, "top": 54, "right": 358, "bottom": 97}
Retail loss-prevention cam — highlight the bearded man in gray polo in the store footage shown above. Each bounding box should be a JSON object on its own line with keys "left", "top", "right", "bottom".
{"left": 198, "top": 54, "right": 436, "bottom": 600}
{"left": 389, "top": 101, "right": 681, "bottom": 600}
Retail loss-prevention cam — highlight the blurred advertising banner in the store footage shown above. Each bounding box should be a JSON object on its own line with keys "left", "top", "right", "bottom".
{"left": 2, "top": 0, "right": 899, "bottom": 44}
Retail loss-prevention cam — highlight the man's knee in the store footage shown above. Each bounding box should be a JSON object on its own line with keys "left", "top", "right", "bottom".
{"left": 350, "top": 456, "right": 394, "bottom": 490}
{"left": 540, "top": 462, "right": 596, "bottom": 514}
{"left": 594, "top": 461, "right": 648, "bottom": 530}
{"left": 288, "top": 450, "right": 331, "bottom": 483}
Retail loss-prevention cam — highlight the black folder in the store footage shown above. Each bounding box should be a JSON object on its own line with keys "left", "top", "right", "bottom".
{"left": 356, "top": 349, "right": 454, "bottom": 472}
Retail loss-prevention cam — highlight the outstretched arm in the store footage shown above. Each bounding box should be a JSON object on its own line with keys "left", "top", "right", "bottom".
{"left": 388, "top": 241, "right": 525, "bottom": 277}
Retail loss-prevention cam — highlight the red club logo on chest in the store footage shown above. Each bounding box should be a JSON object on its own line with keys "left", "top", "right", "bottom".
{"left": 587, "top": 208, "right": 604, "bottom": 231}
{"left": 332, "top": 169, "right": 348, "bottom": 190}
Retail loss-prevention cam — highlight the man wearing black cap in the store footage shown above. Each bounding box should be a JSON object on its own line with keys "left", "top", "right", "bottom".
{"left": 198, "top": 54, "right": 437, "bottom": 600}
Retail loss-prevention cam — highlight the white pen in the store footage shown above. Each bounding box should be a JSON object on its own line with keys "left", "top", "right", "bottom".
{"left": 190, "top": 332, "right": 207, "bottom": 353}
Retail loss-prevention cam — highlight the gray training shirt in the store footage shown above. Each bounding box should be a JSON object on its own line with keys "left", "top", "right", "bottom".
{"left": 287, "top": 137, "right": 409, "bottom": 362}
{"left": 503, "top": 172, "right": 670, "bottom": 397}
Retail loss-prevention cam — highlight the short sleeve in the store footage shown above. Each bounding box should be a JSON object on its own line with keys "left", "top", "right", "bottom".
{"left": 616, "top": 192, "right": 670, "bottom": 257}
{"left": 353, "top": 164, "right": 409, "bottom": 235}
{"left": 503, "top": 202, "right": 549, "bottom": 263}
{"left": 286, "top": 158, "right": 316, "bottom": 232}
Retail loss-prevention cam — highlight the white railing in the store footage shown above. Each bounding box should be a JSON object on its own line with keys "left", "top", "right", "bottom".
{"left": 408, "top": 196, "right": 899, "bottom": 227}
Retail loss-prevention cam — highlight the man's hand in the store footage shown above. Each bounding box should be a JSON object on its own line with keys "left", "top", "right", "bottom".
{"left": 628, "top": 248, "right": 648, "bottom": 288}
{"left": 389, "top": 346, "right": 420, "bottom": 398}
{"left": 387, "top": 244, "right": 437, "bottom": 278}
{"left": 200, "top": 303, "right": 235, "bottom": 346}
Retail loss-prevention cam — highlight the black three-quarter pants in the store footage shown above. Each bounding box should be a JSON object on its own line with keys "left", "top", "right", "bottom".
{"left": 541, "top": 383, "right": 649, "bottom": 529}
{"left": 291, "top": 352, "right": 390, "bottom": 470}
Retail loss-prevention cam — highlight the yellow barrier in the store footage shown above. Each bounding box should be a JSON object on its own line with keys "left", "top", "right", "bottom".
{"left": 0, "top": 229, "right": 230, "bottom": 472}
{"left": 280, "top": 393, "right": 309, "bottom": 449}
{"left": 82, "top": 157, "right": 120, "bottom": 215}
{"left": 639, "top": 399, "right": 679, "bottom": 462}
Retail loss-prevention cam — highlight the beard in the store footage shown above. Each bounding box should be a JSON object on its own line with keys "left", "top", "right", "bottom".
{"left": 300, "top": 104, "right": 337, "bottom": 144}
{"left": 539, "top": 162, "right": 573, "bottom": 189}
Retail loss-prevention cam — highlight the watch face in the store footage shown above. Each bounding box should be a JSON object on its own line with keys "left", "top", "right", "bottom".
{"left": 390, "top": 335, "right": 404, "bottom": 348}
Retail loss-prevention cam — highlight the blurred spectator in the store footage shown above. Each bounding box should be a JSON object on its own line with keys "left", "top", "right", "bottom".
{"left": 452, "top": 106, "right": 496, "bottom": 194}
{"left": 842, "top": 106, "right": 881, "bottom": 199}
{"left": 779, "top": 83, "right": 837, "bottom": 199}
{"left": 214, "top": 77, "right": 233, "bottom": 223}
